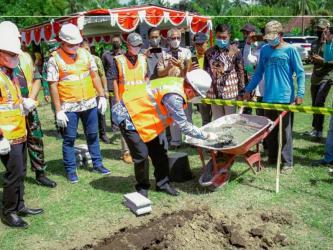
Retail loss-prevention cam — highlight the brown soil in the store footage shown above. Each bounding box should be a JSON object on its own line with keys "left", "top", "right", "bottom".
{"left": 78, "top": 207, "right": 294, "bottom": 250}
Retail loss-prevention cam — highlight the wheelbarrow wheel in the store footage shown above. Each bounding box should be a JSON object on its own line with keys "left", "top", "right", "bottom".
{"left": 199, "top": 158, "right": 231, "bottom": 189}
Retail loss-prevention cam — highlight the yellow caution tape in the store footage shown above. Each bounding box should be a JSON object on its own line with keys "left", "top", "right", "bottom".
{"left": 202, "top": 99, "right": 333, "bottom": 116}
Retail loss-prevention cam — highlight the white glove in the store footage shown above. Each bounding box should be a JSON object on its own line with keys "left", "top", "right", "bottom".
{"left": 22, "top": 98, "right": 36, "bottom": 114}
{"left": 56, "top": 110, "right": 69, "bottom": 128}
{"left": 0, "top": 138, "right": 11, "bottom": 155}
{"left": 97, "top": 96, "right": 107, "bottom": 115}
{"left": 247, "top": 53, "right": 257, "bottom": 65}
{"left": 158, "top": 132, "right": 169, "bottom": 151}
{"left": 203, "top": 132, "right": 219, "bottom": 142}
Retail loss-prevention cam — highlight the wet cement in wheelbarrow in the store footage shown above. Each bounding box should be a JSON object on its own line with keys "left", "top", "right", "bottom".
{"left": 79, "top": 207, "right": 294, "bottom": 250}
{"left": 202, "top": 123, "right": 261, "bottom": 149}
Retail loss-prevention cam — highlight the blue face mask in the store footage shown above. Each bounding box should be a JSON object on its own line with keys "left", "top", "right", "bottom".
{"left": 267, "top": 36, "right": 280, "bottom": 47}
{"left": 216, "top": 39, "right": 229, "bottom": 49}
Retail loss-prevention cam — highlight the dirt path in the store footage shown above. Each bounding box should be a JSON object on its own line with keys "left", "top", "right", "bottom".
{"left": 78, "top": 206, "right": 294, "bottom": 250}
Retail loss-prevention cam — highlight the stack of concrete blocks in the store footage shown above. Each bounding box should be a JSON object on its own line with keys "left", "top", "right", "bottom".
{"left": 124, "top": 192, "right": 152, "bottom": 216}
{"left": 74, "top": 144, "right": 92, "bottom": 168}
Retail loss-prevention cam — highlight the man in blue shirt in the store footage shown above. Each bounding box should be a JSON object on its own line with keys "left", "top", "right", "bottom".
{"left": 244, "top": 20, "right": 305, "bottom": 171}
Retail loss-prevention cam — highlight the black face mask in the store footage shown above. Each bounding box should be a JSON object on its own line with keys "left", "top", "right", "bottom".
{"left": 112, "top": 42, "right": 121, "bottom": 50}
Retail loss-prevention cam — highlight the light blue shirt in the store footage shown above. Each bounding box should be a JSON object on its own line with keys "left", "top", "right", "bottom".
{"left": 245, "top": 43, "right": 305, "bottom": 103}
{"left": 112, "top": 93, "right": 205, "bottom": 140}
{"left": 324, "top": 41, "right": 333, "bottom": 63}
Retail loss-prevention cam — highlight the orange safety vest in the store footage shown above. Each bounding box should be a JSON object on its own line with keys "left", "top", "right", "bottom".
{"left": 52, "top": 48, "right": 96, "bottom": 103}
{"left": 19, "top": 52, "right": 34, "bottom": 94}
{"left": 0, "top": 71, "right": 26, "bottom": 142}
{"left": 123, "top": 77, "right": 187, "bottom": 143}
{"left": 115, "top": 54, "right": 147, "bottom": 98}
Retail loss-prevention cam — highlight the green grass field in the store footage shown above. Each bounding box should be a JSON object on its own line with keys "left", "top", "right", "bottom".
{"left": 0, "top": 74, "right": 332, "bottom": 249}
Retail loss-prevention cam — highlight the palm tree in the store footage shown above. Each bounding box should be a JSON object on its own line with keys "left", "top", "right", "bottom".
{"left": 229, "top": 0, "right": 248, "bottom": 10}
{"left": 209, "top": 0, "right": 230, "bottom": 16}
{"left": 287, "top": 0, "right": 318, "bottom": 35}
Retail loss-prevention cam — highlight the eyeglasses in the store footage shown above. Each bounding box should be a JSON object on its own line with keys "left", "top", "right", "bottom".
{"left": 170, "top": 37, "right": 181, "bottom": 41}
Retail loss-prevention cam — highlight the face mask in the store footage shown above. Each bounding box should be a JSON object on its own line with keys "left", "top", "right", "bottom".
{"left": 3, "top": 54, "right": 19, "bottom": 69}
{"left": 112, "top": 42, "right": 121, "bottom": 50}
{"left": 267, "top": 36, "right": 280, "bottom": 47}
{"left": 63, "top": 45, "right": 79, "bottom": 55}
{"left": 216, "top": 39, "right": 229, "bottom": 49}
{"left": 170, "top": 39, "right": 180, "bottom": 49}
{"left": 149, "top": 38, "right": 160, "bottom": 48}
{"left": 129, "top": 46, "right": 141, "bottom": 55}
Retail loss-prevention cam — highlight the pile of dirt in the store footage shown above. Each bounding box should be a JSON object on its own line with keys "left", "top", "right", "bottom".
{"left": 79, "top": 207, "right": 294, "bottom": 250}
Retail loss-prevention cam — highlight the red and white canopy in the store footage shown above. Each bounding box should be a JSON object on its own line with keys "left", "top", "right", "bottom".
{"left": 21, "top": 4, "right": 212, "bottom": 45}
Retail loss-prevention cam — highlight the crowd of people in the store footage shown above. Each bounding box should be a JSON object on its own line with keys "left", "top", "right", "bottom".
{"left": 0, "top": 18, "right": 332, "bottom": 229}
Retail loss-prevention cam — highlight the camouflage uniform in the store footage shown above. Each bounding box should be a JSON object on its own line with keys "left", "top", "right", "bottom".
{"left": 15, "top": 65, "right": 46, "bottom": 171}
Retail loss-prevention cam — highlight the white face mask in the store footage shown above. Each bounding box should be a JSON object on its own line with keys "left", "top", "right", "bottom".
{"left": 170, "top": 39, "right": 180, "bottom": 49}
{"left": 132, "top": 46, "right": 141, "bottom": 55}
{"left": 149, "top": 38, "right": 160, "bottom": 48}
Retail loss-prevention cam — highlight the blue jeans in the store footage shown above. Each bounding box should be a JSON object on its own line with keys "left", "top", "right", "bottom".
{"left": 324, "top": 106, "right": 333, "bottom": 163}
{"left": 62, "top": 107, "right": 103, "bottom": 174}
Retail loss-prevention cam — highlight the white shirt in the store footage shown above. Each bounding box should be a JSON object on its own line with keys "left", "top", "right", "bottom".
{"left": 157, "top": 47, "right": 191, "bottom": 77}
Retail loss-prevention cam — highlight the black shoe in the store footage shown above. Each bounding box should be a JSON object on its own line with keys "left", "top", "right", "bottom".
{"left": 100, "top": 134, "right": 111, "bottom": 144}
{"left": 137, "top": 189, "right": 148, "bottom": 198}
{"left": 1, "top": 213, "right": 28, "bottom": 228}
{"left": 304, "top": 129, "right": 322, "bottom": 138}
{"left": 156, "top": 183, "right": 179, "bottom": 196}
{"left": 169, "top": 145, "right": 181, "bottom": 151}
{"left": 17, "top": 207, "right": 44, "bottom": 216}
{"left": 36, "top": 173, "right": 57, "bottom": 188}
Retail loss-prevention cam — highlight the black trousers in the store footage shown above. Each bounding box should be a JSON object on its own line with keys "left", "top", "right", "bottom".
{"left": 1, "top": 142, "right": 27, "bottom": 215}
{"left": 120, "top": 123, "right": 169, "bottom": 190}
{"left": 108, "top": 93, "right": 118, "bottom": 129}
{"left": 96, "top": 96, "right": 108, "bottom": 137}
{"left": 255, "top": 97, "right": 265, "bottom": 117}
{"left": 311, "top": 80, "right": 332, "bottom": 132}
{"left": 198, "top": 103, "right": 212, "bottom": 126}
{"left": 98, "top": 112, "right": 107, "bottom": 137}
{"left": 264, "top": 109, "right": 294, "bottom": 166}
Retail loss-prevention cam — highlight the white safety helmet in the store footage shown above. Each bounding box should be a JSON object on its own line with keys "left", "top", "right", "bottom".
{"left": 0, "top": 21, "right": 21, "bottom": 38}
{"left": 186, "top": 69, "right": 212, "bottom": 98}
{"left": 0, "top": 33, "right": 22, "bottom": 55}
{"left": 59, "top": 23, "right": 83, "bottom": 45}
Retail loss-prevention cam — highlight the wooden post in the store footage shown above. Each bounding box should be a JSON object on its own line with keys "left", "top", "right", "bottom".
{"left": 276, "top": 114, "right": 283, "bottom": 193}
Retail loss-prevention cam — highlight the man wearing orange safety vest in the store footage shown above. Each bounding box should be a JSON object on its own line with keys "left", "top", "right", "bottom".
{"left": 113, "top": 33, "right": 148, "bottom": 164}
{"left": 112, "top": 69, "right": 217, "bottom": 197}
{"left": 47, "top": 24, "right": 110, "bottom": 183}
{"left": 0, "top": 22, "right": 43, "bottom": 228}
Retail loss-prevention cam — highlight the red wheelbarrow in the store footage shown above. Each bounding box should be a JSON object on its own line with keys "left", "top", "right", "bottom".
{"left": 185, "top": 112, "right": 288, "bottom": 189}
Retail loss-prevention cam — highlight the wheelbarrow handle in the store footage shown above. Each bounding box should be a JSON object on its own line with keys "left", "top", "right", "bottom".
{"left": 269, "top": 110, "right": 289, "bottom": 131}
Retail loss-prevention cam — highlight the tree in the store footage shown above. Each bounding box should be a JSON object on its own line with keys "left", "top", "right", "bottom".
{"left": 229, "top": 0, "right": 248, "bottom": 10}
{"left": 288, "top": 0, "right": 318, "bottom": 35}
